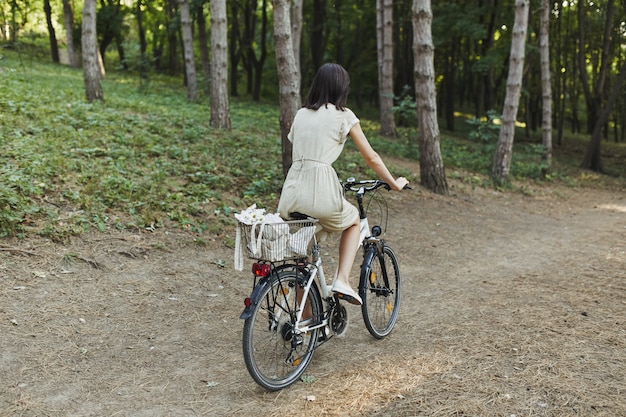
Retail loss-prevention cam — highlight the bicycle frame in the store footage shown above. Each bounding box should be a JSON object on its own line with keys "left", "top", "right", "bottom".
{"left": 295, "top": 189, "right": 372, "bottom": 334}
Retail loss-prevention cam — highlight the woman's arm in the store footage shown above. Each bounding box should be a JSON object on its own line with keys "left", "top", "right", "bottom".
{"left": 349, "top": 122, "right": 409, "bottom": 191}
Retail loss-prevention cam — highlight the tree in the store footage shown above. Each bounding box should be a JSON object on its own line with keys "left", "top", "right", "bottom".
{"left": 195, "top": 1, "right": 210, "bottom": 95}
{"left": 491, "top": 0, "right": 529, "bottom": 185}
{"left": 581, "top": 64, "right": 626, "bottom": 171}
{"left": 62, "top": 0, "right": 78, "bottom": 68}
{"left": 43, "top": 0, "right": 59, "bottom": 63}
{"left": 241, "top": 0, "right": 269, "bottom": 101}
{"left": 209, "top": 0, "right": 231, "bottom": 129}
{"left": 412, "top": 0, "right": 448, "bottom": 195}
{"left": 135, "top": 0, "right": 148, "bottom": 78}
{"left": 272, "top": 0, "right": 301, "bottom": 176}
{"left": 377, "top": 0, "right": 396, "bottom": 137}
{"left": 539, "top": 0, "right": 552, "bottom": 168}
{"left": 577, "top": 0, "right": 618, "bottom": 171}
{"left": 179, "top": 0, "right": 197, "bottom": 101}
{"left": 82, "top": 0, "right": 104, "bottom": 103}
{"left": 291, "top": 0, "right": 303, "bottom": 75}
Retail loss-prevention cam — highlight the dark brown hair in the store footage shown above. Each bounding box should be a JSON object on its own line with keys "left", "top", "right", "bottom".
{"left": 303, "top": 63, "right": 350, "bottom": 111}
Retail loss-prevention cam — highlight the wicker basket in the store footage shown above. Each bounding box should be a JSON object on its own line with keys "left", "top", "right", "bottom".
{"left": 237, "top": 219, "right": 318, "bottom": 262}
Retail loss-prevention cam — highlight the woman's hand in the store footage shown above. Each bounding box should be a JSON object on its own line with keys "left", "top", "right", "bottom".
{"left": 391, "top": 177, "right": 409, "bottom": 191}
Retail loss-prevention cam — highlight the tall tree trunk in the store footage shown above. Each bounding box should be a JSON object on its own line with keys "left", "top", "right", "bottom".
{"left": 377, "top": 0, "right": 396, "bottom": 137}
{"left": 577, "top": 0, "right": 615, "bottom": 134}
{"left": 491, "top": 0, "right": 529, "bottom": 185}
{"left": 291, "top": 0, "right": 303, "bottom": 76}
{"left": 539, "top": 0, "right": 552, "bottom": 168}
{"left": 228, "top": 2, "right": 242, "bottom": 96}
{"left": 196, "top": 2, "right": 210, "bottom": 95}
{"left": 311, "top": 0, "right": 327, "bottom": 70}
{"left": 62, "top": 0, "right": 77, "bottom": 68}
{"left": 209, "top": 0, "right": 231, "bottom": 129}
{"left": 165, "top": 0, "right": 180, "bottom": 75}
{"left": 272, "top": 0, "right": 301, "bottom": 177}
{"left": 43, "top": 0, "right": 59, "bottom": 63}
{"left": 136, "top": 0, "right": 148, "bottom": 78}
{"left": 412, "top": 0, "right": 448, "bottom": 195}
{"left": 82, "top": 0, "right": 104, "bottom": 102}
{"left": 249, "top": 0, "right": 268, "bottom": 101}
{"left": 179, "top": 0, "right": 197, "bottom": 101}
{"left": 581, "top": 64, "right": 626, "bottom": 172}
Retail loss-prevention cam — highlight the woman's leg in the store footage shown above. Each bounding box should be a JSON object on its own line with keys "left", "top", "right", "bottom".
{"left": 336, "top": 221, "right": 360, "bottom": 285}
{"left": 331, "top": 218, "right": 362, "bottom": 304}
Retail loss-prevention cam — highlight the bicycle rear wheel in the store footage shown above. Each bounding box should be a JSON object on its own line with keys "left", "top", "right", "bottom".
{"left": 242, "top": 266, "right": 321, "bottom": 390}
{"left": 359, "top": 244, "right": 401, "bottom": 339}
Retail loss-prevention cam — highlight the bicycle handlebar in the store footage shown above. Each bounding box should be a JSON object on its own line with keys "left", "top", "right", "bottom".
{"left": 343, "top": 177, "right": 412, "bottom": 193}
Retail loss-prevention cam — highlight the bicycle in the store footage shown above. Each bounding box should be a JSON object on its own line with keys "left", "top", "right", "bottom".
{"left": 238, "top": 178, "right": 405, "bottom": 390}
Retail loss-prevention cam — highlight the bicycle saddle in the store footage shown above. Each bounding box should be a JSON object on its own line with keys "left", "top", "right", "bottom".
{"left": 289, "top": 212, "right": 313, "bottom": 220}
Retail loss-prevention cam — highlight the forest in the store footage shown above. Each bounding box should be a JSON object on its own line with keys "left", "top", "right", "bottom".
{"left": 3, "top": 1, "right": 625, "bottom": 137}
{"left": 1, "top": 0, "right": 625, "bottom": 235}
{"left": 1, "top": 4, "right": 625, "bottom": 414}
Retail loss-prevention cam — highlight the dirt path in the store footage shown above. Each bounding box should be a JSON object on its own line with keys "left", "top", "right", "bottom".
{"left": 1, "top": 180, "right": 624, "bottom": 416}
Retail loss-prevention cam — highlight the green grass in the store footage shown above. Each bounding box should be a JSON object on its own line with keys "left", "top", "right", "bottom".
{"left": 0, "top": 46, "right": 624, "bottom": 239}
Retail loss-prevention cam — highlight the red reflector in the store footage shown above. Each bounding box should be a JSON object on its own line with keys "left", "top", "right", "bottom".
{"left": 252, "top": 263, "right": 270, "bottom": 277}
{"left": 244, "top": 297, "right": 252, "bottom": 307}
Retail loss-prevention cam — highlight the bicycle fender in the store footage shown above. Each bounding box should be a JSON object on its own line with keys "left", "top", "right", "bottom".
{"left": 240, "top": 277, "right": 272, "bottom": 320}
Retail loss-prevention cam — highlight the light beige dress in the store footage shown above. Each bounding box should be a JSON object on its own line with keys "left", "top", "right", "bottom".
{"left": 277, "top": 104, "right": 360, "bottom": 234}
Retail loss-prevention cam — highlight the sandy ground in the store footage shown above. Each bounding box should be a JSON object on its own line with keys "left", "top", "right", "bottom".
{"left": 1, "top": 177, "right": 624, "bottom": 416}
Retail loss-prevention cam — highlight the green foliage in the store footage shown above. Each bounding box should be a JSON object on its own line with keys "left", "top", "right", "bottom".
{"left": 443, "top": 111, "right": 550, "bottom": 181}
{"left": 392, "top": 85, "right": 417, "bottom": 128}
{"left": 0, "top": 50, "right": 285, "bottom": 237}
{"left": 466, "top": 110, "right": 501, "bottom": 144}
{"left": 0, "top": 47, "right": 623, "bottom": 239}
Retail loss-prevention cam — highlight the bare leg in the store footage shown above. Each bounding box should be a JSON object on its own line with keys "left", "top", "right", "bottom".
{"left": 331, "top": 220, "right": 362, "bottom": 305}
{"left": 336, "top": 221, "right": 360, "bottom": 285}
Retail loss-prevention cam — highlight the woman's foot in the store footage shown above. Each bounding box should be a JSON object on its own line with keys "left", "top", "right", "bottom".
{"left": 331, "top": 280, "right": 362, "bottom": 305}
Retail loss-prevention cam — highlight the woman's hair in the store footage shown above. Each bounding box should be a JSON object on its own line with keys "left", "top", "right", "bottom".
{"left": 303, "top": 63, "right": 350, "bottom": 111}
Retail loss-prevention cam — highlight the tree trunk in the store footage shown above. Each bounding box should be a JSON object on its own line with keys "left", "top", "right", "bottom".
{"left": 228, "top": 2, "right": 242, "bottom": 97}
{"left": 272, "top": 0, "right": 301, "bottom": 177}
{"left": 165, "top": 0, "right": 180, "bottom": 75}
{"left": 577, "top": 0, "right": 615, "bottom": 135}
{"left": 82, "top": 0, "right": 104, "bottom": 102}
{"left": 581, "top": 64, "right": 626, "bottom": 172}
{"left": 539, "top": 0, "right": 552, "bottom": 168}
{"left": 62, "top": 0, "right": 77, "bottom": 68}
{"left": 179, "top": 0, "right": 197, "bottom": 101}
{"left": 377, "top": 0, "right": 396, "bottom": 137}
{"left": 412, "top": 0, "right": 448, "bottom": 195}
{"left": 209, "top": 0, "right": 231, "bottom": 129}
{"left": 311, "top": 0, "right": 327, "bottom": 71}
{"left": 43, "top": 0, "right": 59, "bottom": 63}
{"left": 136, "top": 0, "right": 148, "bottom": 79}
{"left": 291, "top": 0, "right": 303, "bottom": 76}
{"left": 196, "top": 2, "right": 210, "bottom": 95}
{"left": 491, "top": 0, "right": 529, "bottom": 185}
{"left": 250, "top": 0, "right": 268, "bottom": 101}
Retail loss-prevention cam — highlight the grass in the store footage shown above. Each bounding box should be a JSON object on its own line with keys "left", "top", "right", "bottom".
{"left": 0, "top": 46, "right": 624, "bottom": 240}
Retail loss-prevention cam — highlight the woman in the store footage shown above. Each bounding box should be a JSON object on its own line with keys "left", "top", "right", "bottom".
{"left": 278, "top": 63, "right": 408, "bottom": 305}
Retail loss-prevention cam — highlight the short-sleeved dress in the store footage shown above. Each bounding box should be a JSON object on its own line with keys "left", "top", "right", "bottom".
{"left": 277, "top": 104, "right": 360, "bottom": 234}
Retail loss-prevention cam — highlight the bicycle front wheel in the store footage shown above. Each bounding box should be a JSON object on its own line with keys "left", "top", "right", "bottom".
{"left": 359, "top": 244, "right": 401, "bottom": 339}
{"left": 242, "top": 266, "right": 321, "bottom": 390}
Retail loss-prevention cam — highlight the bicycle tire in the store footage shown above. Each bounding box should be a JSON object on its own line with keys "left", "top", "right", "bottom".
{"left": 359, "top": 244, "right": 401, "bottom": 339}
{"left": 242, "top": 266, "right": 321, "bottom": 390}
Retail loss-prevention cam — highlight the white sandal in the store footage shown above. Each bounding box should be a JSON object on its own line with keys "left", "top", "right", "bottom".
{"left": 331, "top": 280, "right": 362, "bottom": 305}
